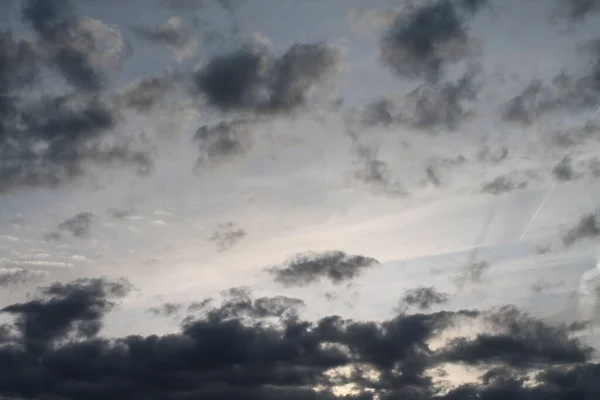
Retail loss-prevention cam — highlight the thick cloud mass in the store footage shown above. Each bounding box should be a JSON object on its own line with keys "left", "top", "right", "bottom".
{"left": 1, "top": 278, "right": 130, "bottom": 351}
{"left": 0, "top": 278, "right": 597, "bottom": 400}
{"left": 1, "top": 0, "right": 600, "bottom": 399}
{"left": 269, "top": 250, "right": 381, "bottom": 287}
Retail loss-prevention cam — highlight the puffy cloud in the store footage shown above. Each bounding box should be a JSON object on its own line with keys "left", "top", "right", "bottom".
{"left": 440, "top": 305, "right": 593, "bottom": 367}
{"left": 23, "top": 0, "right": 128, "bottom": 91}
{"left": 562, "top": 213, "right": 600, "bottom": 246}
{"left": 0, "top": 14, "right": 152, "bottom": 194}
{"left": 1, "top": 277, "right": 130, "bottom": 351}
{"left": 194, "top": 41, "right": 340, "bottom": 114}
{"left": 380, "top": 0, "right": 485, "bottom": 81}
{"left": 268, "top": 250, "right": 380, "bottom": 287}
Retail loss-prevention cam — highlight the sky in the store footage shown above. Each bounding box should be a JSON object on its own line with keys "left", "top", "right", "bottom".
{"left": 1, "top": 0, "right": 600, "bottom": 398}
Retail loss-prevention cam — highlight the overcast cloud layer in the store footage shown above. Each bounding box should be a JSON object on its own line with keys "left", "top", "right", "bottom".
{"left": 1, "top": 0, "right": 600, "bottom": 399}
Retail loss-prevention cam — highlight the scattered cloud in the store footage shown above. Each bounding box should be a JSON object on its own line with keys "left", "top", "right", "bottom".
{"left": 455, "top": 261, "right": 491, "bottom": 288}
{"left": 562, "top": 212, "right": 600, "bottom": 246}
{"left": 148, "top": 301, "right": 183, "bottom": 317}
{"left": 440, "top": 305, "right": 593, "bottom": 367}
{"left": 398, "top": 286, "right": 450, "bottom": 311}
{"left": 132, "top": 16, "right": 198, "bottom": 62}
{"left": 482, "top": 174, "right": 528, "bottom": 195}
{"left": 531, "top": 278, "right": 565, "bottom": 293}
{"left": 193, "top": 41, "right": 340, "bottom": 114}
{"left": 48, "top": 212, "right": 96, "bottom": 239}
{"left": 502, "top": 72, "right": 600, "bottom": 126}
{"left": 269, "top": 250, "right": 380, "bottom": 287}
{"left": 0, "top": 268, "right": 44, "bottom": 288}
{"left": 553, "top": 156, "right": 581, "bottom": 182}
{"left": 23, "top": 0, "right": 128, "bottom": 91}
{"left": 380, "top": 0, "right": 484, "bottom": 81}
{"left": 208, "top": 222, "right": 247, "bottom": 251}
{"left": 193, "top": 119, "right": 255, "bottom": 167}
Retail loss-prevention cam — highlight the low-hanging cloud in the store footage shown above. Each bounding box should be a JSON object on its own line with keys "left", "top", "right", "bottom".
{"left": 0, "top": 277, "right": 597, "bottom": 400}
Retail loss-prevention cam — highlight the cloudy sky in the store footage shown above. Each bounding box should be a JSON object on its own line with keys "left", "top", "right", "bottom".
{"left": 1, "top": 0, "right": 600, "bottom": 398}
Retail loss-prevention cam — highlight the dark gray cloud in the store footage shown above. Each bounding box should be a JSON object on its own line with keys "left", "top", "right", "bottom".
{"left": 0, "top": 91, "right": 154, "bottom": 193}
{"left": 194, "top": 41, "right": 340, "bottom": 114}
{"left": 209, "top": 222, "right": 247, "bottom": 251}
{"left": 398, "top": 287, "right": 450, "bottom": 311}
{"left": 380, "top": 0, "right": 485, "bottom": 81}
{"left": 200, "top": 286, "right": 306, "bottom": 323}
{"left": 1, "top": 277, "right": 597, "bottom": 400}
{"left": 269, "top": 250, "right": 380, "bottom": 287}
{"left": 553, "top": 156, "right": 581, "bottom": 182}
{"left": 440, "top": 305, "right": 593, "bottom": 367}
{"left": 193, "top": 119, "right": 254, "bottom": 167}
{"left": 0, "top": 2, "right": 154, "bottom": 194}
{"left": 1, "top": 277, "right": 130, "bottom": 352}
{"left": 562, "top": 212, "right": 600, "bottom": 246}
